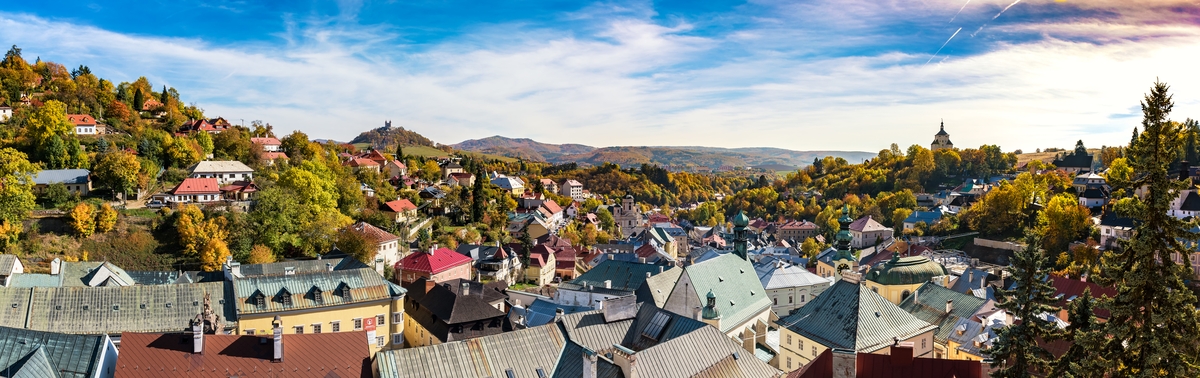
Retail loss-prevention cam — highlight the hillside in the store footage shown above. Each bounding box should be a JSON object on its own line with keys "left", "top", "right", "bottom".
{"left": 349, "top": 122, "right": 435, "bottom": 149}
{"left": 453, "top": 136, "right": 875, "bottom": 170}
{"left": 451, "top": 136, "right": 595, "bottom": 161}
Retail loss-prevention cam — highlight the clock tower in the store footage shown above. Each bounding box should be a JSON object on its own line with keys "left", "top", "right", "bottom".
{"left": 833, "top": 206, "right": 858, "bottom": 278}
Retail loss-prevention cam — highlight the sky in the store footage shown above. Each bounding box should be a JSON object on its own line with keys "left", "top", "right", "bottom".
{"left": 1, "top": 0, "right": 1198, "bottom": 152}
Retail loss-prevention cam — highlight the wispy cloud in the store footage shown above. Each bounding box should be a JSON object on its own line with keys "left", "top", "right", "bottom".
{"left": 0, "top": 0, "right": 1198, "bottom": 152}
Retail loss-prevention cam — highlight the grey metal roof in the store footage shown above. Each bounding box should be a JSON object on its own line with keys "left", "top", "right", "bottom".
{"left": 376, "top": 323, "right": 567, "bottom": 378}
{"left": 0, "top": 325, "right": 107, "bottom": 378}
{"left": 674, "top": 253, "right": 772, "bottom": 333}
{"left": 0, "top": 255, "right": 18, "bottom": 275}
{"left": 776, "top": 280, "right": 936, "bottom": 353}
{"left": 57, "top": 262, "right": 136, "bottom": 287}
{"left": 30, "top": 169, "right": 89, "bottom": 186}
{"left": 557, "top": 309, "right": 635, "bottom": 353}
{"left": 7, "top": 274, "right": 61, "bottom": 288}
{"left": 550, "top": 341, "right": 623, "bottom": 378}
{"left": 897, "top": 282, "right": 992, "bottom": 344}
{"left": 512, "top": 299, "right": 592, "bottom": 328}
{"left": 0, "top": 281, "right": 236, "bottom": 335}
{"left": 755, "top": 262, "right": 832, "bottom": 290}
{"left": 635, "top": 265, "right": 682, "bottom": 308}
{"left": 624, "top": 325, "right": 781, "bottom": 378}
{"left": 232, "top": 268, "right": 402, "bottom": 316}
{"left": 560, "top": 260, "right": 671, "bottom": 294}
{"left": 236, "top": 256, "right": 368, "bottom": 277}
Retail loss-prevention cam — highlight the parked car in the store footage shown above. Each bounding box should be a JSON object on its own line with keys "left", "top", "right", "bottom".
{"left": 146, "top": 200, "right": 166, "bottom": 209}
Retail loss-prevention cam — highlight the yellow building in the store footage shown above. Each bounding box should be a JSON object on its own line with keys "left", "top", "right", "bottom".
{"left": 773, "top": 277, "right": 937, "bottom": 373}
{"left": 815, "top": 207, "right": 859, "bottom": 280}
{"left": 229, "top": 264, "right": 407, "bottom": 355}
{"left": 862, "top": 252, "right": 950, "bottom": 305}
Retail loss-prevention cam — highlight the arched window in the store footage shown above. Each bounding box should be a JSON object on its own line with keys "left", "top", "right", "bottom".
{"left": 901, "top": 290, "right": 911, "bottom": 301}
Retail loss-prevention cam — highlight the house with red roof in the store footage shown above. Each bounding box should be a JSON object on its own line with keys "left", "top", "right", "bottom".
{"left": 260, "top": 151, "right": 289, "bottom": 165}
{"left": 115, "top": 326, "right": 371, "bottom": 378}
{"left": 384, "top": 160, "right": 407, "bottom": 178}
{"left": 360, "top": 149, "right": 388, "bottom": 166}
{"left": 524, "top": 244, "right": 557, "bottom": 287}
{"left": 1048, "top": 275, "right": 1116, "bottom": 322}
{"left": 343, "top": 157, "right": 381, "bottom": 173}
{"left": 345, "top": 221, "right": 402, "bottom": 273}
{"left": 179, "top": 118, "right": 231, "bottom": 134}
{"left": 397, "top": 246, "right": 473, "bottom": 286}
{"left": 250, "top": 137, "right": 282, "bottom": 152}
{"left": 381, "top": 199, "right": 418, "bottom": 223}
{"left": 167, "top": 178, "right": 222, "bottom": 204}
{"left": 789, "top": 342, "right": 984, "bottom": 378}
{"left": 447, "top": 172, "right": 475, "bottom": 187}
{"left": 139, "top": 98, "right": 162, "bottom": 111}
{"left": 66, "top": 114, "right": 101, "bottom": 135}
{"left": 219, "top": 180, "right": 259, "bottom": 201}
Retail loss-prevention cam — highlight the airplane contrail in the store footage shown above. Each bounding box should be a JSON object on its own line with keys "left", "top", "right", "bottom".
{"left": 949, "top": 0, "right": 971, "bottom": 22}
{"left": 926, "top": 27, "right": 963, "bottom": 65}
{"left": 991, "top": 0, "right": 1022, "bottom": 20}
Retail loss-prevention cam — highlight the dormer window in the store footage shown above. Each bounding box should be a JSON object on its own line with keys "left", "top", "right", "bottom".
{"left": 311, "top": 287, "right": 324, "bottom": 305}
{"left": 278, "top": 289, "right": 293, "bottom": 307}
{"left": 338, "top": 283, "right": 352, "bottom": 301}
{"left": 253, "top": 293, "right": 266, "bottom": 308}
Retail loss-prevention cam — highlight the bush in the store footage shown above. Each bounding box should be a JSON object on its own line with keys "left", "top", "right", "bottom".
{"left": 69, "top": 203, "right": 96, "bottom": 237}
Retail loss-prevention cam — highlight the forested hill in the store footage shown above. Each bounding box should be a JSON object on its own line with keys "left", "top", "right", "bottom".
{"left": 348, "top": 123, "right": 435, "bottom": 149}
{"left": 453, "top": 136, "right": 875, "bottom": 170}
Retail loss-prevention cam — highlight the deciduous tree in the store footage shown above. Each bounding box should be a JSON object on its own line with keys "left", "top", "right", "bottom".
{"left": 93, "top": 151, "right": 140, "bottom": 200}
{"left": 69, "top": 202, "right": 96, "bottom": 237}
{"left": 95, "top": 203, "right": 117, "bottom": 233}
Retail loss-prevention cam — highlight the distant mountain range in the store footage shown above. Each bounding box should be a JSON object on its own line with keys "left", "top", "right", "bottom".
{"left": 450, "top": 135, "right": 876, "bottom": 171}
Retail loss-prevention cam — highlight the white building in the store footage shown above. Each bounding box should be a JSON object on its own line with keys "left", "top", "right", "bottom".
{"left": 250, "top": 137, "right": 282, "bottom": 152}
{"left": 346, "top": 221, "right": 401, "bottom": 274}
{"left": 561, "top": 179, "right": 584, "bottom": 200}
{"left": 67, "top": 114, "right": 99, "bottom": 135}
{"left": 0, "top": 106, "right": 11, "bottom": 122}
{"left": 755, "top": 258, "right": 834, "bottom": 317}
{"left": 188, "top": 161, "right": 254, "bottom": 185}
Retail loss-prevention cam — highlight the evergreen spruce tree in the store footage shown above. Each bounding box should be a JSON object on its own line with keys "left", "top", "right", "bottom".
{"left": 984, "top": 236, "right": 1061, "bottom": 378}
{"left": 1050, "top": 288, "right": 1109, "bottom": 377}
{"left": 395, "top": 144, "right": 404, "bottom": 162}
{"left": 1100, "top": 80, "right": 1200, "bottom": 376}
{"left": 159, "top": 85, "right": 169, "bottom": 105}
{"left": 132, "top": 88, "right": 144, "bottom": 111}
{"left": 470, "top": 166, "right": 486, "bottom": 223}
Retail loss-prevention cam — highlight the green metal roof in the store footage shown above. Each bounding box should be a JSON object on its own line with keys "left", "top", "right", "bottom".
{"left": 636, "top": 266, "right": 683, "bottom": 308}
{"left": 777, "top": 280, "right": 936, "bottom": 353}
{"left": 897, "top": 282, "right": 992, "bottom": 344}
{"left": 236, "top": 256, "right": 368, "bottom": 277}
{"left": 8, "top": 274, "right": 62, "bottom": 288}
{"left": 58, "top": 262, "right": 136, "bottom": 287}
{"left": 0, "top": 326, "right": 108, "bottom": 378}
{"left": 0, "top": 281, "right": 236, "bottom": 334}
{"left": 561, "top": 260, "right": 668, "bottom": 294}
{"left": 679, "top": 253, "right": 771, "bottom": 333}
{"left": 232, "top": 268, "right": 403, "bottom": 316}
{"left": 865, "top": 255, "right": 948, "bottom": 286}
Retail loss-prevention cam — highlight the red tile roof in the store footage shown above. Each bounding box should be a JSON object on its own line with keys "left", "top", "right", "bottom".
{"left": 541, "top": 200, "right": 563, "bottom": 216}
{"left": 789, "top": 347, "right": 983, "bottom": 378}
{"left": 399, "top": 247, "right": 472, "bottom": 274}
{"left": 635, "top": 243, "right": 659, "bottom": 260}
{"left": 849, "top": 216, "right": 889, "bottom": 232}
{"left": 1049, "top": 275, "right": 1116, "bottom": 318}
{"left": 528, "top": 245, "right": 554, "bottom": 268}
{"left": 171, "top": 178, "right": 220, "bottom": 195}
{"left": 554, "top": 248, "right": 576, "bottom": 270}
{"left": 262, "top": 152, "right": 289, "bottom": 160}
{"left": 140, "top": 98, "right": 162, "bottom": 111}
{"left": 219, "top": 181, "right": 259, "bottom": 193}
{"left": 382, "top": 199, "right": 416, "bottom": 212}
{"left": 66, "top": 114, "right": 96, "bottom": 126}
{"left": 114, "top": 331, "right": 370, "bottom": 378}
{"left": 251, "top": 137, "right": 281, "bottom": 146}
{"left": 348, "top": 221, "right": 399, "bottom": 243}
{"left": 363, "top": 150, "right": 388, "bottom": 164}
{"left": 343, "top": 157, "right": 379, "bottom": 167}
{"left": 779, "top": 220, "right": 818, "bottom": 230}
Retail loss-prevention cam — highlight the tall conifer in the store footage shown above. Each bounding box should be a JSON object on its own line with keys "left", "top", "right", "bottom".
{"left": 1100, "top": 80, "right": 1200, "bottom": 376}
{"left": 985, "top": 236, "right": 1061, "bottom": 378}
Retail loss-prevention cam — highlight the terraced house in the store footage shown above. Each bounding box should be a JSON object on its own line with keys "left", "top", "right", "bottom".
{"left": 226, "top": 259, "right": 407, "bottom": 354}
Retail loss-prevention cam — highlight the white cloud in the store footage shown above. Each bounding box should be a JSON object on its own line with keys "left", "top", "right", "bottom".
{"left": 0, "top": 7, "right": 1197, "bottom": 153}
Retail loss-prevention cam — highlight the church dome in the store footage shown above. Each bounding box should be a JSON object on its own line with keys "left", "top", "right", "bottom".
{"left": 866, "top": 255, "right": 948, "bottom": 286}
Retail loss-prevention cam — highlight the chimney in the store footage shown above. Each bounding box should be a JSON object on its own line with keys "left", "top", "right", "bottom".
{"left": 326, "top": 263, "right": 333, "bottom": 272}
{"left": 582, "top": 347, "right": 599, "bottom": 378}
{"left": 51, "top": 258, "right": 61, "bottom": 275}
{"left": 967, "top": 270, "right": 974, "bottom": 284}
{"left": 192, "top": 320, "right": 204, "bottom": 354}
{"left": 603, "top": 280, "right": 612, "bottom": 289}
{"left": 946, "top": 299, "right": 954, "bottom": 314}
{"left": 913, "top": 288, "right": 918, "bottom": 303}
{"left": 741, "top": 329, "right": 755, "bottom": 353}
{"left": 645, "top": 272, "right": 651, "bottom": 278}
{"left": 693, "top": 306, "right": 702, "bottom": 320}
{"left": 461, "top": 282, "right": 470, "bottom": 296}
{"left": 658, "top": 266, "right": 664, "bottom": 274}
{"left": 553, "top": 308, "right": 564, "bottom": 323}
{"left": 1080, "top": 273, "right": 1088, "bottom": 282}
{"left": 832, "top": 348, "right": 857, "bottom": 378}
{"left": 429, "top": 244, "right": 438, "bottom": 254}
{"left": 889, "top": 341, "right": 915, "bottom": 367}
{"left": 639, "top": 257, "right": 647, "bottom": 264}
{"left": 271, "top": 316, "right": 283, "bottom": 363}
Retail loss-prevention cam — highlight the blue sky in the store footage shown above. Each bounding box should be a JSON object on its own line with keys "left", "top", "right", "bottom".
{"left": 2, "top": 0, "right": 1199, "bottom": 152}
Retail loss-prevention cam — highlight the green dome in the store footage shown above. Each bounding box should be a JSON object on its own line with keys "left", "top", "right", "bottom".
{"left": 866, "top": 256, "right": 948, "bottom": 286}
{"left": 732, "top": 211, "right": 749, "bottom": 227}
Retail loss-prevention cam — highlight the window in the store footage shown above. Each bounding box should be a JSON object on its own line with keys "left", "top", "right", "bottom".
{"left": 787, "top": 335, "right": 792, "bottom": 346}
{"left": 393, "top": 312, "right": 403, "bottom": 324}
{"left": 312, "top": 323, "right": 322, "bottom": 334}
{"left": 787, "top": 357, "right": 792, "bottom": 370}
{"left": 332, "top": 321, "right": 341, "bottom": 332}
{"left": 801, "top": 295, "right": 806, "bottom": 303}
{"left": 244, "top": 329, "right": 256, "bottom": 335}
{"left": 312, "top": 288, "right": 324, "bottom": 305}
{"left": 377, "top": 315, "right": 386, "bottom": 327}
{"left": 773, "top": 298, "right": 777, "bottom": 305}
{"left": 642, "top": 311, "right": 671, "bottom": 340}
{"left": 377, "top": 336, "right": 385, "bottom": 347}
{"left": 280, "top": 290, "right": 293, "bottom": 306}
{"left": 294, "top": 326, "right": 304, "bottom": 334}
{"left": 922, "top": 338, "right": 927, "bottom": 349}
{"left": 254, "top": 294, "right": 265, "bottom": 308}
{"left": 812, "top": 346, "right": 817, "bottom": 357}
{"left": 354, "top": 318, "right": 363, "bottom": 330}
{"left": 799, "top": 340, "right": 804, "bottom": 350}
{"left": 393, "top": 334, "right": 403, "bottom": 345}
